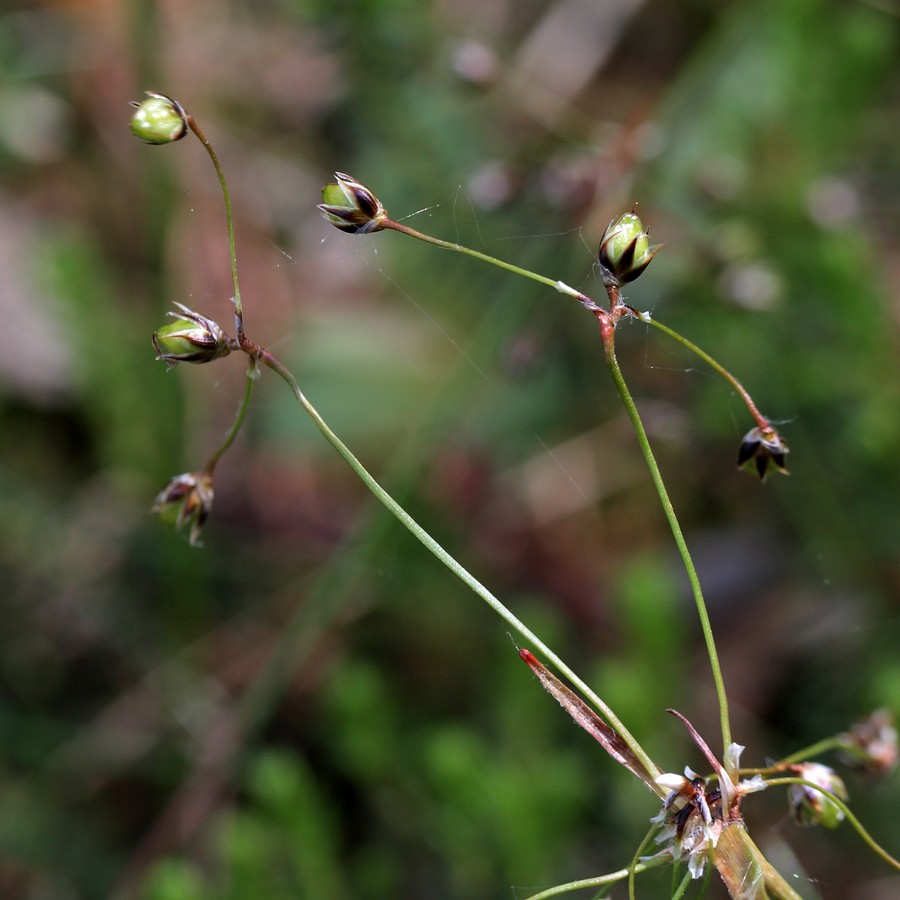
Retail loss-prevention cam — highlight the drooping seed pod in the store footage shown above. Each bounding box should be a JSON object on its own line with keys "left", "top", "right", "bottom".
{"left": 152, "top": 471, "right": 214, "bottom": 546}
{"left": 737, "top": 426, "right": 789, "bottom": 481}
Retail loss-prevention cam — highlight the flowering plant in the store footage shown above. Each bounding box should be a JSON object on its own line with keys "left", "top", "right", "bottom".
{"left": 131, "top": 93, "right": 898, "bottom": 898}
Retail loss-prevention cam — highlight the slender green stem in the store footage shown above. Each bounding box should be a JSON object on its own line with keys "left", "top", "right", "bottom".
{"left": 645, "top": 317, "right": 770, "bottom": 432}
{"left": 203, "top": 358, "right": 256, "bottom": 475}
{"left": 602, "top": 333, "right": 732, "bottom": 754}
{"left": 776, "top": 736, "right": 857, "bottom": 768}
{"left": 253, "top": 344, "right": 662, "bottom": 789}
{"left": 669, "top": 870, "right": 694, "bottom": 900}
{"left": 235, "top": 286, "right": 538, "bottom": 740}
{"left": 382, "top": 218, "right": 586, "bottom": 301}
{"left": 186, "top": 115, "right": 244, "bottom": 334}
{"left": 629, "top": 823, "right": 662, "bottom": 900}
{"left": 380, "top": 218, "right": 732, "bottom": 753}
{"left": 742, "top": 736, "right": 845, "bottom": 774}
{"left": 524, "top": 858, "right": 666, "bottom": 900}
{"left": 766, "top": 778, "right": 900, "bottom": 872}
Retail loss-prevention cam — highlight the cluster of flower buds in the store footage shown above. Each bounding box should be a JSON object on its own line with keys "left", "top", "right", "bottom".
{"left": 787, "top": 761, "right": 848, "bottom": 828}
{"left": 651, "top": 743, "right": 766, "bottom": 880}
{"left": 318, "top": 172, "right": 387, "bottom": 233}
{"left": 152, "top": 303, "right": 232, "bottom": 368}
{"left": 598, "top": 210, "right": 663, "bottom": 288}
{"left": 737, "top": 425, "right": 789, "bottom": 481}
{"left": 652, "top": 770, "right": 723, "bottom": 880}
{"left": 129, "top": 91, "right": 188, "bottom": 145}
{"left": 152, "top": 472, "right": 214, "bottom": 546}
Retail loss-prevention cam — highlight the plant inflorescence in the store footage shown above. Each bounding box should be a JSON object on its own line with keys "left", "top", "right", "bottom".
{"left": 131, "top": 91, "right": 898, "bottom": 899}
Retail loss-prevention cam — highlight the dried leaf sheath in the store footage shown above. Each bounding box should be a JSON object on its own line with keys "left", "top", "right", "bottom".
{"left": 714, "top": 825, "right": 803, "bottom": 900}
{"left": 518, "top": 648, "right": 660, "bottom": 792}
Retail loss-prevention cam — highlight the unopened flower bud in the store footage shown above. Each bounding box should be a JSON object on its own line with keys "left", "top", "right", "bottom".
{"left": 737, "top": 425, "right": 789, "bottom": 481}
{"left": 788, "top": 762, "right": 847, "bottom": 828}
{"left": 318, "top": 172, "right": 387, "bottom": 233}
{"left": 152, "top": 471, "right": 214, "bottom": 546}
{"left": 129, "top": 91, "right": 188, "bottom": 144}
{"left": 152, "top": 303, "right": 231, "bottom": 368}
{"left": 839, "top": 709, "right": 898, "bottom": 778}
{"left": 598, "top": 211, "right": 662, "bottom": 287}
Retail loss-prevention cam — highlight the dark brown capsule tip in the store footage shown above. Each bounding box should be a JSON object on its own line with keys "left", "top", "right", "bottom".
{"left": 618, "top": 235, "right": 638, "bottom": 273}
{"left": 354, "top": 188, "right": 379, "bottom": 219}
{"left": 737, "top": 440, "right": 757, "bottom": 466}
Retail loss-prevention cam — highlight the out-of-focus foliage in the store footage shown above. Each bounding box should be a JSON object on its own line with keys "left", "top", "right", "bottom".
{"left": 1, "top": 0, "right": 899, "bottom": 897}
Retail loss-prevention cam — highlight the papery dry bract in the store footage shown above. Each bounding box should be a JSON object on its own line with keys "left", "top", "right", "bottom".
{"left": 518, "top": 647, "right": 661, "bottom": 790}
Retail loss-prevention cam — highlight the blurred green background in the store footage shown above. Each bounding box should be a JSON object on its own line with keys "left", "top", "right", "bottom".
{"left": 1, "top": 0, "right": 899, "bottom": 897}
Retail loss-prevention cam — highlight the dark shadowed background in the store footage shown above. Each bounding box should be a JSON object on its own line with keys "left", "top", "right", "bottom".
{"left": 1, "top": 0, "right": 899, "bottom": 897}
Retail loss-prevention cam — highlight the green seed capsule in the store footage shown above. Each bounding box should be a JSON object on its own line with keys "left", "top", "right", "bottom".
{"left": 152, "top": 303, "right": 231, "bottom": 367}
{"left": 129, "top": 92, "right": 187, "bottom": 144}
{"left": 598, "top": 211, "right": 662, "bottom": 287}
{"left": 318, "top": 172, "right": 387, "bottom": 233}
